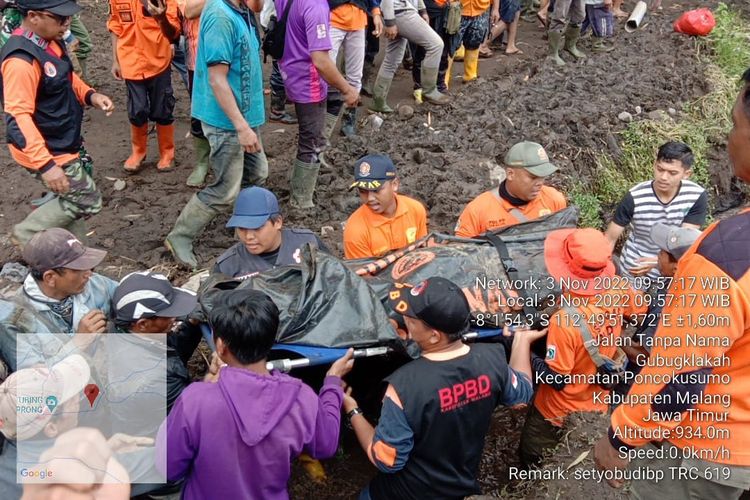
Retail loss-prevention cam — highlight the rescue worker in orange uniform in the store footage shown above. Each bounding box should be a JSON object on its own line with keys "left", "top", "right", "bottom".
{"left": 455, "top": 141, "right": 567, "bottom": 238}
{"left": 343, "top": 154, "right": 428, "bottom": 260}
{"left": 593, "top": 67, "right": 750, "bottom": 499}
{"left": 0, "top": 0, "right": 114, "bottom": 246}
{"left": 108, "top": 0, "right": 180, "bottom": 172}
{"left": 519, "top": 228, "right": 645, "bottom": 466}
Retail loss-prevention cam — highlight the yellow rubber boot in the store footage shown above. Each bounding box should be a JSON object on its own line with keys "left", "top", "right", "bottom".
{"left": 445, "top": 57, "right": 454, "bottom": 89}
{"left": 454, "top": 44, "right": 465, "bottom": 61}
{"left": 463, "top": 49, "right": 479, "bottom": 83}
{"left": 298, "top": 453, "right": 327, "bottom": 482}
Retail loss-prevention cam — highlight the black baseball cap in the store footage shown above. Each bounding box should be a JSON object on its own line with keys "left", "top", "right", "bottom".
{"left": 350, "top": 154, "right": 397, "bottom": 191}
{"left": 18, "top": 0, "right": 82, "bottom": 16}
{"left": 388, "top": 277, "right": 471, "bottom": 335}
{"left": 23, "top": 228, "right": 106, "bottom": 273}
{"left": 113, "top": 272, "right": 197, "bottom": 323}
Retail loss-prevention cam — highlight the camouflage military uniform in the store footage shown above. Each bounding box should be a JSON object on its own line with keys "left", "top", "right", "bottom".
{"left": 52, "top": 148, "right": 102, "bottom": 219}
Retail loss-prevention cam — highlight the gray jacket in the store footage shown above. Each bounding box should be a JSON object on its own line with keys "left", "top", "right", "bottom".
{"left": 0, "top": 274, "right": 117, "bottom": 372}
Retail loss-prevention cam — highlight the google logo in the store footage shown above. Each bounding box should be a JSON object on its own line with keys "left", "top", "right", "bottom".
{"left": 20, "top": 468, "right": 53, "bottom": 480}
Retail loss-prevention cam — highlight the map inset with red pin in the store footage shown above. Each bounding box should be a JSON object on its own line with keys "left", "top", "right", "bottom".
{"left": 84, "top": 384, "right": 100, "bottom": 407}
{"left": 15, "top": 333, "right": 167, "bottom": 485}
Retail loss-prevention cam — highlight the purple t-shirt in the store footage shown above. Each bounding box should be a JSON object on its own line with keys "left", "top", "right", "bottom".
{"left": 276, "top": 0, "right": 331, "bottom": 103}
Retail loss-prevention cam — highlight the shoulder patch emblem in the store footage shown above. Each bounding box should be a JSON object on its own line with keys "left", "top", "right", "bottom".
{"left": 546, "top": 345, "right": 556, "bottom": 361}
{"left": 43, "top": 61, "right": 56, "bottom": 77}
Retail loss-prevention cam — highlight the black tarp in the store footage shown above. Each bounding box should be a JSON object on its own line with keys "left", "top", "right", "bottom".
{"left": 201, "top": 207, "right": 578, "bottom": 347}
{"left": 346, "top": 207, "right": 579, "bottom": 328}
{"left": 200, "top": 245, "right": 400, "bottom": 348}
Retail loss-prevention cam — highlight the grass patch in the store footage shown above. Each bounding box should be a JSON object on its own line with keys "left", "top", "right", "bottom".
{"left": 572, "top": 3, "right": 750, "bottom": 227}
{"left": 709, "top": 3, "right": 750, "bottom": 78}
{"left": 570, "top": 183, "right": 604, "bottom": 229}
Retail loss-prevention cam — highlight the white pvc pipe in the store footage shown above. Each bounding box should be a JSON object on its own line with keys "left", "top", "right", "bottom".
{"left": 625, "top": 1, "right": 648, "bottom": 33}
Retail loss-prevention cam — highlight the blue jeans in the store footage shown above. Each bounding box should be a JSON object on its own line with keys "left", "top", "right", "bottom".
{"left": 198, "top": 123, "right": 268, "bottom": 210}
{"left": 270, "top": 59, "right": 286, "bottom": 96}
{"left": 171, "top": 36, "right": 190, "bottom": 93}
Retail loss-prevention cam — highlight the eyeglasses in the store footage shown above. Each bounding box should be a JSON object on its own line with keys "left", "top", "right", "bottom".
{"left": 35, "top": 11, "right": 71, "bottom": 25}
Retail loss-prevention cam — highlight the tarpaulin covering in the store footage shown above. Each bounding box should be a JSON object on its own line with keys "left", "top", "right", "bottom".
{"left": 200, "top": 245, "right": 400, "bottom": 348}
{"left": 201, "top": 207, "right": 578, "bottom": 347}
{"left": 347, "top": 207, "right": 579, "bottom": 328}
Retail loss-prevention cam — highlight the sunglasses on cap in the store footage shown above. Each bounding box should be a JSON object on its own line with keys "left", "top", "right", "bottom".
{"left": 35, "top": 11, "right": 71, "bottom": 24}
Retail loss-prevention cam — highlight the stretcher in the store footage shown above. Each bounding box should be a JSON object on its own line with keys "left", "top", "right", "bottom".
{"left": 199, "top": 324, "right": 506, "bottom": 372}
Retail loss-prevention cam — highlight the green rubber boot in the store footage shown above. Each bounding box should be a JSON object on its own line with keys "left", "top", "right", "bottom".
{"left": 360, "top": 62, "right": 374, "bottom": 97}
{"left": 421, "top": 66, "right": 451, "bottom": 105}
{"left": 66, "top": 218, "right": 89, "bottom": 244}
{"left": 323, "top": 108, "right": 343, "bottom": 144}
{"left": 367, "top": 75, "right": 394, "bottom": 114}
{"left": 548, "top": 31, "right": 566, "bottom": 66}
{"left": 11, "top": 197, "right": 77, "bottom": 248}
{"left": 164, "top": 194, "right": 217, "bottom": 269}
{"left": 592, "top": 38, "right": 615, "bottom": 53}
{"left": 186, "top": 136, "right": 210, "bottom": 187}
{"left": 289, "top": 159, "right": 321, "bottom": 209}
{"left": 564, "top": 25, "right": 586, "bottom": 60}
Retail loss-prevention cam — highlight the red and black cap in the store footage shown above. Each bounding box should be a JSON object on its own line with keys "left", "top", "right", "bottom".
{"left": 388, "top": 277, "right": 471, "bottom": 335}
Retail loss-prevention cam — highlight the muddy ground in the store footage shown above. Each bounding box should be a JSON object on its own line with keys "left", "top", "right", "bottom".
{"left": 0, "top": 0, "right": 743, "bottom": 272}
{"left": 0, "top": 0, "right": 746, "bottom": 498}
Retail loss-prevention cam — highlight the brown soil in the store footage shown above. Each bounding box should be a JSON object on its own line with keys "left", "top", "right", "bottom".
{"left": 0, "top": 0, "right": 745, "bottom": 497}
{"left": 506, "top": 412, "right": 628, "bottom": 500}
{"left": 0, "top": 0, "right": 740, "bottom": 276}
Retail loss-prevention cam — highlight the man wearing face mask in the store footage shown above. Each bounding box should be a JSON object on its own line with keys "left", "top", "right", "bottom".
{"left": 455, "top": 141, "right": 567, "bottom": 238}
{"left": 213, "top": 187, "right": 328, "bottom": 279}
{"left": 112, "top": 271, "right": 199, "bottom": 412}
{"left": 343, "top": 154, "right": 428, "bottom": 259}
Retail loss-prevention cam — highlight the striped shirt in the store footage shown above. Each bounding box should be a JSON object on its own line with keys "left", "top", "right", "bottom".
{"left": 614, "top": 180, "right": 707, "bottom": 287}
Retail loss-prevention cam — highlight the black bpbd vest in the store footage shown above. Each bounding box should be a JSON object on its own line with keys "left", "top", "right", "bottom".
{"left": 214, "top": 228, "right": 320, "bottom": 279}
{"left": 0, "top": 34, "right": 84, "bottom": 155}
{"left": 369, "top": 344, "right": 509, "bottom": 500}
{"left": 328, "top": 0, "right": 368, "bottom": 14}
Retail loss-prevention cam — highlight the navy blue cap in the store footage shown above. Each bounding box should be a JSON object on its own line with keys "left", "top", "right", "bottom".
{"left": 226, "top": 187, "right": 280, "bottom": 230}
{"left": 18, "top": 0, "right": 82, "bottom": 16}
{"left": 350, "top": 154, "right": 397, "bottom": 191}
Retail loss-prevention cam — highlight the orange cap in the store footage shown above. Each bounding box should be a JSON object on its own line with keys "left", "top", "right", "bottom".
{"left": 544, "top": 228, "right": 616, "bottom": 296}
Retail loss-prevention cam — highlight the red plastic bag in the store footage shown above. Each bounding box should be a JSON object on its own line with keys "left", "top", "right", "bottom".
{"left": 674, "top": 8, "right": 716, "bottom": 36}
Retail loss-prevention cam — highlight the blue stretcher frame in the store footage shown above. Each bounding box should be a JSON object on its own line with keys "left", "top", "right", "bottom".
{"left": 199, "top": 324, "right": 504, "bottom": 372}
